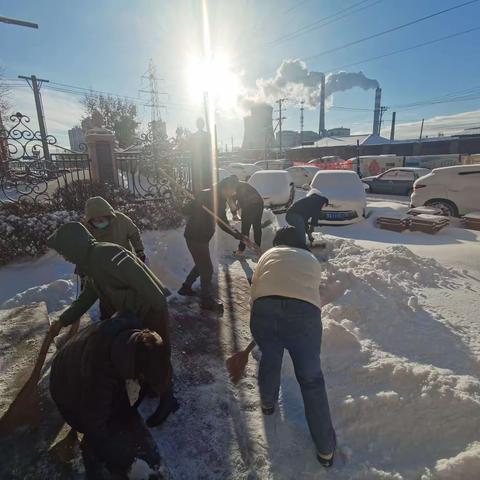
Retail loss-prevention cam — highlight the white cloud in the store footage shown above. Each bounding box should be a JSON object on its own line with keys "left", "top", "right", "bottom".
{"left": 7, "top": 88, "right": 83, "bottom": 146}
{"left": 380, "top": 109, "right": 480, "bottom": 140}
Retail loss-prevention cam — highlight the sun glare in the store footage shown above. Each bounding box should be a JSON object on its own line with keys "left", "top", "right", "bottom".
{"left": 187, "top": 55, "right": 242, "bottom": 112}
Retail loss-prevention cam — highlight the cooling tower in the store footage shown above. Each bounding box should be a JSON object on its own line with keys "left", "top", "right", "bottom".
{"left": 242, "top": 104, "right": 276, "bottom": 150}
{"left": 372, "top": 87, "right": 382, "bottom": 135}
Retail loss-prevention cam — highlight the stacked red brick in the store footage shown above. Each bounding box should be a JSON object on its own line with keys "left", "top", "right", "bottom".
{"left": 462, "top": 212, "right": 480, "bottom": 231}
{"left": 409, "top": 214, "right": 449, "bottom": 234}
{"left": 376, "top": 213, "right": 410, "bottom": 232}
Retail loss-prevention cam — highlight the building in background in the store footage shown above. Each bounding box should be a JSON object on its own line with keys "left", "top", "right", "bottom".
{"left": 326, "top": 127, "right": 351, "bottom": 137}
{"left": 68, "top": 126, "right": 85, "bottom": 152}
{"left": 242, "top": 104, "right": 276, "bottom": 150}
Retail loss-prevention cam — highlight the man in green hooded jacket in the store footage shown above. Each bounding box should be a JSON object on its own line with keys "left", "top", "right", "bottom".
{"left": 84, "top": 196, "right": 145, "bottom": 261}
{"left": 47, "top": 222, "right": 178, "bottom": 426}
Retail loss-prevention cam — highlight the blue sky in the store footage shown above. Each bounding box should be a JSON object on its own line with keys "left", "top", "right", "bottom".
{"left": 1, "top": 0, "right": 480, "bottom": 146}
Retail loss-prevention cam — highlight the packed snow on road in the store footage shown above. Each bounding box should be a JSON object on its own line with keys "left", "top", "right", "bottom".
{"left": 1, "top": 198, "right": 480, "bottom": 479}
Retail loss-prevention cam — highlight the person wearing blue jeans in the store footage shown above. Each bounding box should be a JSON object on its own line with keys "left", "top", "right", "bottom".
{"left": 249, "top": 227, "right": 336, "bottom": 467}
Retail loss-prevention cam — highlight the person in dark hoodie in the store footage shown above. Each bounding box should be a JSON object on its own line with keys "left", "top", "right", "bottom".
{"left": 285, "top": 188, "right": 329, "bottom": 248}
{"left": 223, "top": 175, "right": 264, "bottom": 257}
{"left": 47, "top": 222, "right": 177, "bottom": 427}
{"left": 178, "top": 179, "right": 246, "bottom": 313}
{"left": 49, "top": 312, "right": 170, "bottom": 478}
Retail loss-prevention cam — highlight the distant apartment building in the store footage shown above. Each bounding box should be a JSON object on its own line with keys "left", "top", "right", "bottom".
{"left": 68, "top": 126, "right": 85, "bottom": 152}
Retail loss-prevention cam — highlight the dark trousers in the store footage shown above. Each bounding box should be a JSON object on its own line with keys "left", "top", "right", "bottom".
{"left": 81, "top": 410, "right": 162, "bottom": 479}
{"left": 238, "top": 203, "right": 263, "bottom": 252}
{"left": 184, "top": 238, "right": 214, "bottom": 299}
{"left": 250, "top": 296, "right": 336, "bottom": 454}
{"left": 285, "top": 211, "right": 308, "bottom": 247}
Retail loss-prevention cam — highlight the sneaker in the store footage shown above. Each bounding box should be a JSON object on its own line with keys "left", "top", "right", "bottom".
{"left": 178, "top": 284, "right": 196, "bottom": 296}
{"left": 233, "top": 249, "right": 246, "bottom": 257}
{"left": 201, "top": 298, "right": 224, "bottom": 314}
{"left": 316, "top": 451, "right": 334, "bottom": 468}
{"left": 261, "top": 404, "right": 275, "bottom": 416}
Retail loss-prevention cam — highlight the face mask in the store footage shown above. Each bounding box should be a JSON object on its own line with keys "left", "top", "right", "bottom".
{"left": 92, "top": 219, "right": 110, "bottom": 229}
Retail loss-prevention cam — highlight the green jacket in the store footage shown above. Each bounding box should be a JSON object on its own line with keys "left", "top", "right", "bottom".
{"left": 47, "top": 222, "right": 169, "bottom": 327}
{"left": 84, "top": 196, "right": 144, "bottom": 256}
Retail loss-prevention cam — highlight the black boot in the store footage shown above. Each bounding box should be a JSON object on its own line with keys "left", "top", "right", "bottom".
{"left": 146, "top": 393, "right": 180, "bottom": 428}
{"left": 178, "top": 284, "right": 196, "bottom": 296}
{"left": 201, "top": 297, "right": 224, "bottom": 314}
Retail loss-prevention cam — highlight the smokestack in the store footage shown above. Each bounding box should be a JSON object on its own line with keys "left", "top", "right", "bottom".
{"left": 390, "top": 111, "right": 396, "bottom": 141}
{"left": 372, "top": 87, "right": 382, "bottom": 135}
{"left": 319, "top": 73, "right": 325, "bottom": 137}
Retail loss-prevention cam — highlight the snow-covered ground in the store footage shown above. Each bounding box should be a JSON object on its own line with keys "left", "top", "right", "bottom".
{"left": 1, "top": 198, "right": 480, "bottom": 479}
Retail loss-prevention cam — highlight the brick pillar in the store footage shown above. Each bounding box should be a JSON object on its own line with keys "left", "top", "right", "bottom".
{"left": 85, "top": 127, "right": 117, "bottom": 185}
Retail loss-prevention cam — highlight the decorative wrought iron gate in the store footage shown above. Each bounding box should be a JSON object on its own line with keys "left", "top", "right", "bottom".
{"left": 0, "top": 112, "right": 91, "bottom": 205}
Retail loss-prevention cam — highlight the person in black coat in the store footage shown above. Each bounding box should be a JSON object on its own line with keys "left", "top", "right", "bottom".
{"left": 178, "top": 179, "right": 245, "bottom": 313}
{"left": 49, "top": 313, "right": 172, "bottom": 479}
{"left": 224, "top": 175, "right": 264, "bottom": 257}
{"left": 285, "top": 189, "right": 329, "bottom": 248}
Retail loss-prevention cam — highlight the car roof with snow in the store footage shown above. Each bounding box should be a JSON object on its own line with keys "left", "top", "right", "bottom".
{"left": 432, "top": 164, "right": 480, "bottom": 173}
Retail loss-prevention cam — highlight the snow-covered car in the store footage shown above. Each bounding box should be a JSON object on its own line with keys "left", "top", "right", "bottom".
{"left": 254, "top": 159, "right": 292, "bottom": 170}
{"left": 217, "top": 168, "right": 233, "bottom": 182}
{"left": 226, "top": 163, "right": 260, "bottom": 181}
{"left": 248, "top": 170, "right": 295, "bottom": 213}
{"left": 410, "top": 164, "right": 480, "bottom": 216}
{"left": 310, "top": 170, "right": 367, "bottom": 224}
{"left": 362, "top": 167, "right": 431, "bottom": 196}
{"left": 287, "top": 165, "right": 320, "bottom": 187}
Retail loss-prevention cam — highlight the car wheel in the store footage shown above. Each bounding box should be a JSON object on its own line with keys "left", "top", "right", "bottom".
{"left": 425, "top": 199, "right": 458, "bottom": 217}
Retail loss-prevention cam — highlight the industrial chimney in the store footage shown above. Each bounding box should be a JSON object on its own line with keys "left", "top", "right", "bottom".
{"left": 242, "top": 104, "right": 276, "bottom": 150}
{"left": 318, "top": 73, "right": 326, "bottom": 137}
{"left": 372, "top": 87, "right": 382, "bottom": 135}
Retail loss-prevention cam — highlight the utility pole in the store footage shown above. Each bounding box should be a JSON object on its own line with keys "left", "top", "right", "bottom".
{"left": 139, "top": 59, "right": 167, "bottom": 140}
{"left": 419, "top": 118, "right": 425, "bottom": 141}
{"left": 275, "top": 98, "right": 287, "bottom": 157}
{"left": 390, "top": 111, "right": 396, "bottom": 141}
{"left": 300, "top": 100, "right": 305, "bottom": 147}
{"left": 231, "top": 136, "right": 234, "bottom": 152}
{"left": 18, "top": 74, "right": 50, "bottom": 161}
{"left": 378, "top": 106, "right": 388, "bottom": 135}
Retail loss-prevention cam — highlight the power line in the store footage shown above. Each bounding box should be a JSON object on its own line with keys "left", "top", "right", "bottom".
{"left": 328, "top": 25, "right": 480, "bottom": 71}
{"left": 303, "top": 0, "right": 480, "bottom": 62}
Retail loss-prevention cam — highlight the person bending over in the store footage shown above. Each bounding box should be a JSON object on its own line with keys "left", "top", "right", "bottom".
{"left": 50, "top": 312, "right": 170, "bottom": 479}
{"left": 285, "top": 188, "right": 328, "bottom": 248}
{"left": 249, "top": 227, "right": 336, "bottom": 467}
{"left": 223, "top": 175, "right": 264, "bottom": 257}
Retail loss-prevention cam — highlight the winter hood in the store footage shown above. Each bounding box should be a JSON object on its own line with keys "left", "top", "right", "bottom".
{"left": 47, "top": 222, "right": 96, "bottom": 267}
{"left": 85, "top": 196, "right": 116, "bottom": 222}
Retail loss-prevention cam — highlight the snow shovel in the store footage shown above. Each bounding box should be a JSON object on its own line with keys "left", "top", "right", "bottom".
{"left": 0, "top": 325, "right": 56, "bottom": 435}
{"left": 226, "top": 340, "right": 256, "bottom": 384}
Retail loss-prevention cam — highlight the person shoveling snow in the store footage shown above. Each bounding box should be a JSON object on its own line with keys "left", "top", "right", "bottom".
{"left": 46, "top": 222, "right": 178, "bottom": 427}
{"left": 249, "top": 227, "right": 336, "bottom": 467}
{"left": 285, "top": 188, "right": 329, "bottom": 249}
{"left": 49, "top": 312, "right": 170, "bottom": 479}
{"left": 223, "top": 175, "right": 265, "bottom": 257}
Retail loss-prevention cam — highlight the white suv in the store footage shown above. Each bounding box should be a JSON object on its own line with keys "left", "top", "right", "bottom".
{"left": 411, "top": 164, "right": 480, "bottom": 216}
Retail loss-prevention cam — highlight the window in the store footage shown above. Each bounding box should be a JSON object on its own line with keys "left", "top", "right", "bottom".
{"left": 380, "top": 170, "right": 399, "bottom": 181}
{"left": 395, "top": 171, "right": 415, "bottom": 181}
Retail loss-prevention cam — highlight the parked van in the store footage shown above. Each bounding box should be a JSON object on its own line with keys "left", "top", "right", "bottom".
{"left": 411, "top": 164, "right": 480, "bottom": 216}
{"left": 347, "top": 155, "right": 404, "bottom": 177}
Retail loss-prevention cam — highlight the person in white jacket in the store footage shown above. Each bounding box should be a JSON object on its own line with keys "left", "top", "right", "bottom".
{"left": 249, "top": 227, "right": 336, "bottom": 467}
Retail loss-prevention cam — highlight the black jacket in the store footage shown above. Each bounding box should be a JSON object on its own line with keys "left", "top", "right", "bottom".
{"left": 230, "top": 182, "right": 264, "bottom": 214}
{"left": 183, "top": 188, "right": 238, "bottom": 242}
{"left": 287, "top": 194, "right": 329, "bottom": 227}
{"left": 50, "top": 314, "right": 143, "bottom": 467}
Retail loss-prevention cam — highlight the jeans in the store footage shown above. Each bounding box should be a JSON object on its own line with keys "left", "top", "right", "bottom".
{"left": 184, "top": 238, "right": 214, "bottom": 299}
{"left": 238, "top": 203, "right": 263, "bottom": 252}
{"left": 285, "top": 211, "right": 308, "bottom": 247}
{"left": 250, "top": 296, "right": 336, "bottom": 454}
